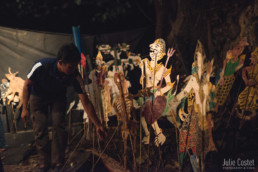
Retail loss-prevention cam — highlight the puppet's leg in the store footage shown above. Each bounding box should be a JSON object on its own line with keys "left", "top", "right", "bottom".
{"left": 122, "top": 130, "right": 129, "bottom": 168}
{"left": 140, "top": 116, "right": 150, "bottom": 144}
{"left": 152, "top": 121, "right": 166, "bottom": 147}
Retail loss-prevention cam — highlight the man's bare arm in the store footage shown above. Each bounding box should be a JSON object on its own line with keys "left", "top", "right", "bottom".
{"left": 21, "top": 78, "right": 33, "bottom": 122}
{"left": 78, "top": 93, "right": 107, "bottom": 139}
{"left": 78, "top": 93, "right": 101, "bottom": 127}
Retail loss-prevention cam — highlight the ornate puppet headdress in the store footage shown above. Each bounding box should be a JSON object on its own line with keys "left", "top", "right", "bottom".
{"left": 96, "top": 50, "right": 103, "bottom": 62}
{"left": 154, "top": 38, "right": 166, "bottom": 60}
{"left": 193, "top": 40, "right": 206, "bottom": 62}
{"left": 193, "top": 40, "right": 206, "bottom": 80}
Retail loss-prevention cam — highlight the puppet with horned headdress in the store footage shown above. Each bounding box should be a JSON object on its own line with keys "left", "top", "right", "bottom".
{"left": 175, "top": 41, "right": 216, "bottom": 171}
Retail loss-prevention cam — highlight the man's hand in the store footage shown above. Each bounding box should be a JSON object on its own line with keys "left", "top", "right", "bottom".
{"left": 21, "top": 109, "right": 30, "bottom": 123}
{"left": 96, "top": 125, "right": 108, "bottom": 140}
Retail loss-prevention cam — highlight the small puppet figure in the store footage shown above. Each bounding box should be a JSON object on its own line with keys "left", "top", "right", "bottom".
{"left": 96, "top": 51, "right": 111, "bottom": 127}
{"left": 215, "top": 37, "right": 249, "bottom": 110}
{"left": 236, "top": 47, "right": 258, "bottom": 120}
{"left": 4, "top": 67, "right": 25, "bottom": 109}
{"left": 0, "top": 79, "right": 9, "bottom": 105}
{"left": 87, "top": 50, "right": 110, "bottom": 127}
{"left": 112, "top": 72, "right": 137, "bottom": 169}
{"left": 139, "top": 38, "right": 175, "bottom": 146}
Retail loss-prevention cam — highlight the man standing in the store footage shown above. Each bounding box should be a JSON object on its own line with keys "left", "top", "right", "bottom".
{"left": 21, "top": 43, "right": 106, "bottom": 171}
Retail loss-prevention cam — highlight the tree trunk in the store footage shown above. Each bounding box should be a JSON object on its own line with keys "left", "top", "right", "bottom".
{"left": 153, "top": 0, "right": 257, "bottom": 77}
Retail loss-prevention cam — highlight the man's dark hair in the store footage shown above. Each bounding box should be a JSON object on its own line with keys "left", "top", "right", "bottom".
{"left": 57, "top": 43, "right": 81, "bottom": 63}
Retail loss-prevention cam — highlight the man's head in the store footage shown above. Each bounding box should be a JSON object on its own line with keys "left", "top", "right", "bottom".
{"left": 57, "top": 43, "right": 81, "bottom": 75}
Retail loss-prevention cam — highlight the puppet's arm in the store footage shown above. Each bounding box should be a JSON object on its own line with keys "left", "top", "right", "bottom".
{"left": 218, "top": 58, "right": 228, "bottom": 85}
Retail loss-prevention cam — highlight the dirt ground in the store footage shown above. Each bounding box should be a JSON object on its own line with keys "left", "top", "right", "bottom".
{"left": 1, "top": 111, "right": 258, "bottom": 172}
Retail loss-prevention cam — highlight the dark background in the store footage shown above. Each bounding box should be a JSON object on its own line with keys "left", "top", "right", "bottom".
{"left": 0, "top": 0, "right": 155, "bottom": 34}
{"left": 0, "top": 0, "right": 257, "bottom": 171}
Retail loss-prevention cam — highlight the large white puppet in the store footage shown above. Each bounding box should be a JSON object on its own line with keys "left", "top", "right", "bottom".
{"left": 139, "top": 38, "right": 176, "bottom": 146}
{"left": 162, "top": 41, "right": 217, "bottom": 171}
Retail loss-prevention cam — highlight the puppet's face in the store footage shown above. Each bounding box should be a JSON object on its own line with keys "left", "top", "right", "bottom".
{"left": 59, "top": 61, "right": 79, "bottom": 75}
{"left": 232, "top": 45, "right": 243, "bottom": 59}
{"left": 96, "top": 59, "right": 102, "bottom": 66}
{"left": 149, "top": 42, "right": 162, "bottom": 61}
{"left": 239, "top": 37, "right": 249, "bottom": 47}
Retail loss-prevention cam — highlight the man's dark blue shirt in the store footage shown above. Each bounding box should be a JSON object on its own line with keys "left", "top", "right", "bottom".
{"left": 27, "top": 58, "right": 83, "bottom": 98}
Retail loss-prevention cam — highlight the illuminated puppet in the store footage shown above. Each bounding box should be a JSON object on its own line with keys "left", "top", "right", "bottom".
{"left": 163, "top": 41, "right": 217, "bottom": 171}
{"left": 4, "top": 67, "right": 25, "bottom": 109}
{"left": 88, "top": 50, "right": 110, "bottom": 127}
{"left": 139, "top": 38, "right": 175, "bottom": 146}
{"left": 97, "top": 44, "right": 141, "bottom": 124}
{"left": 0, "top": 79, "right": 9, "bottom": 104}
{"left": 112, "top": 72, "right": 137, "bottom": 169}
{"left": 236, "top": 47, "right": 258, "bottom": 120}
{"left": 215, "top": 37, "right": 249, "bottom": 110}
{"left": 95, "top": 50, "right": 108, "bottom": 87}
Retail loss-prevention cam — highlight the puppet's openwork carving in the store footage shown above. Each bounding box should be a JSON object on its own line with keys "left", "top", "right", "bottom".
{"left": 139, "top": 38, "right": 176, "bottom": 146}
{"left": 236, "top": 47, "right": 258, "bottom": 120}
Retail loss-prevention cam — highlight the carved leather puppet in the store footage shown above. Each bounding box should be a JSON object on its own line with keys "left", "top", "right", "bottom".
{"left": 237, "top": 47, "right": 258, "bottom": 120}
{"left": 215, "top": 37, "right": 249, "bottom": 110}
{"left": 139, "top": 38, "right": 175, "bottom": 146}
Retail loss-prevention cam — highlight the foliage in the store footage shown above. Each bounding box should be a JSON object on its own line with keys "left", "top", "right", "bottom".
{"left": 0, "top": 0, "right": 154, "bottom": 33}
{"left": 0, "top": 0, "right": 152, "bottom": 23}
